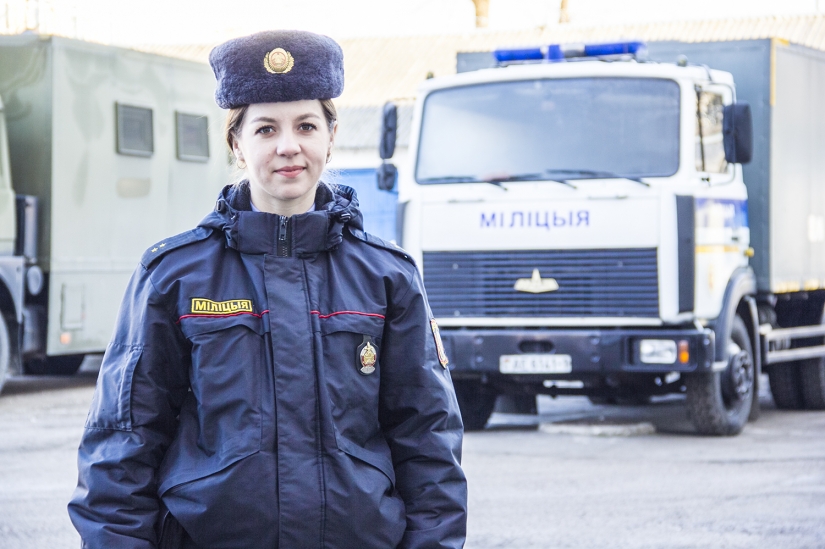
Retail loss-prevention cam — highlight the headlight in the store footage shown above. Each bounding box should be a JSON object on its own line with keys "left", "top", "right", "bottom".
{"left": 639, "top": 339, "right": 677, "bottom": 364}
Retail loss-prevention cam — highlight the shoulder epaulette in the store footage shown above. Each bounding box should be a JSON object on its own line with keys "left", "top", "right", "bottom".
{"left": 140, "top": 227, "right": 214, "bottom": 268}
{"left": 346, "top": 227, "right": 416, "bottom": 266}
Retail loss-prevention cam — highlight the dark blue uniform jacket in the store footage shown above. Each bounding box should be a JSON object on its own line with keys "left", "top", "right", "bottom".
{"left": 68, "top": 183, "right": 467, "bottom": 549}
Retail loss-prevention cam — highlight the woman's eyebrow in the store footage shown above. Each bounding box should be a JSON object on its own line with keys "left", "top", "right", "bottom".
{"left": 250, "top": 116, "right": 278, "bottom": 124}
{"left": 250, "top": 113, "right": 321, "bottom": 124}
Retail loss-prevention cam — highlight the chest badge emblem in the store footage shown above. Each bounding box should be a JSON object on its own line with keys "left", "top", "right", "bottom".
{"left": 431, "top": 319, "right": 449, "bottom": 368}
{"left": 357, "top": 335, "right": 378, "bottom": 375}
{"left": 514, "top": 269, "right": 559, "bottom": 294}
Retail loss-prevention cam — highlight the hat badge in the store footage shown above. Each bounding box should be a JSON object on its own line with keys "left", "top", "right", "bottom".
{"left": 264, "top": 47, "right": 295, "bottom": 74}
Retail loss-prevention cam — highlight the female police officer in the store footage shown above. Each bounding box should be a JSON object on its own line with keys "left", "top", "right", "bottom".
{"left": 68, "top": 30, "right": 467, "bottom": 549}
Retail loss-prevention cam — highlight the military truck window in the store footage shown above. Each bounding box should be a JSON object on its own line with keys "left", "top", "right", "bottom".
{"left": 116, "top": 104, "right": 154, "bottom": 157}
{"left": 176, "top": 112, "right": 210, "bottom": 162}
{"left": 695, "top": 91, "right": 726, "bottom": 173}
{"left": 416, "top": 77, "right": 680, "bottom": 184}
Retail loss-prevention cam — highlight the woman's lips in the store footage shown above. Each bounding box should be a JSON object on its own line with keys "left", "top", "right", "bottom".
{"left": 275, "top": 166, "right": 305, "bottom": 178}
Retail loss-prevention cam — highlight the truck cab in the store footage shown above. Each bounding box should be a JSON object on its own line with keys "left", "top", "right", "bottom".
{"left": 393, "top": 42, "right": 760, "bottom": 435}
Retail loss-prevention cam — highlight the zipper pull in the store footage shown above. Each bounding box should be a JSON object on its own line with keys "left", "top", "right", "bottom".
{"left": 279, "top": 216, "right": 288, "bottom": 242}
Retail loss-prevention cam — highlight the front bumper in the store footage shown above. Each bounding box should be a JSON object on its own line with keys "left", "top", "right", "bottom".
{"left": 441, "top": 326, "right": 715, "bottom": 381}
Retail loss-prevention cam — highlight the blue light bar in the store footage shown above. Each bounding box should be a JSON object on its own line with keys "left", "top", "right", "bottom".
{"left": 584, "top": 41, "right": 647, "bottom": 57}
{"left": 493, "top": 47, "right": 545, "bottom": 63}
{"left": 493, "top": 41, "right": 647, "bottom": 64}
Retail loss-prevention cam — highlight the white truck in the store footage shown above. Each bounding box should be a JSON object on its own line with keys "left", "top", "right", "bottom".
{"left": 0, "top": 35, "right": 227, "bottom": 392}
{"left": 377, "top": 39, "right": 825, "bottom": 435}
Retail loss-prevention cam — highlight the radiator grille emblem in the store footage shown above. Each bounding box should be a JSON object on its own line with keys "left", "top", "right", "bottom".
{"left": 514, "top": 269, "right": 559, "bottom": 294}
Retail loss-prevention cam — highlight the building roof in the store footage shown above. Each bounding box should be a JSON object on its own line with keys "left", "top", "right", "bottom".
{"left": 140, "top": 14, "right": 825, "bottom": 108}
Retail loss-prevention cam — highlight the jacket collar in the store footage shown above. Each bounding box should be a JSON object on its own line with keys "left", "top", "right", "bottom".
{"left": 198, "top": 181, "right": 364, "bottom": 256}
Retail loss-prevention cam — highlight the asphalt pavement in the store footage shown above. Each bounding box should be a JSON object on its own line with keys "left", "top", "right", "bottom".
{"left": 0, "top": 364, "right": 823, "bottom": 549}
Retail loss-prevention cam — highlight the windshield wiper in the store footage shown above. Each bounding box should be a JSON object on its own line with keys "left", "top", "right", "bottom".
{"left": 542, "top": 169, "right": 651, "bottom": 187}
{"left": 419, "top": 176, "right": 508, "bottom": 189}
{"left": 418, "top": 176, "right": 479, "bottom": 184}
{"left": 419, "top": 172, "right": 580, "bottom": 190}
{"left": 486, "top": 173, "right": 577, "bottom": 189}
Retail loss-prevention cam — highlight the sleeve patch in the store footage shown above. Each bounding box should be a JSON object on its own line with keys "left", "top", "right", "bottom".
{"left": 431, "top": 319, "right": 449, "bottom": 368}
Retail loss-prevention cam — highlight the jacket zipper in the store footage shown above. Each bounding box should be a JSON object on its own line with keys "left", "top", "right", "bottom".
{"left": 277, "top": 215, "right": 291, "bottom": 257}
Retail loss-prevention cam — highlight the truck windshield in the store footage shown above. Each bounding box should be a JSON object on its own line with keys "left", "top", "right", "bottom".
{"left": 416, "top": 77, "right": 680, "bottom": 184}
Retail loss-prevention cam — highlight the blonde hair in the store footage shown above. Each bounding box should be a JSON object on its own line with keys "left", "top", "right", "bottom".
{"left": 224, "top": 99, "right": 338, "bottom": 170}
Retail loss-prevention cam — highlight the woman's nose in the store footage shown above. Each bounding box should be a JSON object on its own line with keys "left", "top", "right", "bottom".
{"left": 276, "top": 131, "right": 301, "bottom": 157}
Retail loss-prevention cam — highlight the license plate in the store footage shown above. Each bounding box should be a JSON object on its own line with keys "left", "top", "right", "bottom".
{"left": 499, "top": 354, "right": 573, "bottom": 374}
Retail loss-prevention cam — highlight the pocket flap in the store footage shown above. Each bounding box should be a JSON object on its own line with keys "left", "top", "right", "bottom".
{"left": 334, "top": 431, "right": 396, "bottom": 486}
{"left": 179, "top": 312, "right": 267, "bottom": 338}
{"left": 318, "top": 312, "right": 384, "bottom": 337}
{"left": 157, "top": 432, "right": 260, "bottom": 496}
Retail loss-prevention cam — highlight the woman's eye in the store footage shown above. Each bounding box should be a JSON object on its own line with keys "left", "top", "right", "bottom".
{"left": 256, "top": 126, "right": 275, "bottom": 135}
{"left": 299, "top": 123, "right": 317, "bottom": 131}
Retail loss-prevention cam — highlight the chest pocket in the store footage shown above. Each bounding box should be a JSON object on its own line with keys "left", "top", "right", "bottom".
{"left": 319, "top": 313, "right": 385, "bottom": 447}
{"left": 175, "top": 313, "right": 268, "bottom": 465}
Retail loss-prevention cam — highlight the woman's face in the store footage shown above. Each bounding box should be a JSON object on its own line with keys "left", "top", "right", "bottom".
{"left": 233, "top": 100, "right": 335, "bottom": 214}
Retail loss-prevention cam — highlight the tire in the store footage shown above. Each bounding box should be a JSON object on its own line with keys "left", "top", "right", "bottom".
{"left": 748, "top": 367, "right": 761, "bottom": 422}
{"left": 686, "top": 315, "right": 754, "bottom": 436}
{"left": 768, "top": 362, "right": 804, "bottom": 410}
{"left": 453, "top": 380, "right": 497, "bottom": 431}
{"left": 800, "top": 358, "right": 825, "bottom": 410}
{"left": 0, "top": 313, "right": 10, "bottom": 394}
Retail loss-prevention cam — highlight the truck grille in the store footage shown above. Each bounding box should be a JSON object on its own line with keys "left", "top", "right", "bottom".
{"left": 423, "top": 248, "right": 659, "bottom": 318}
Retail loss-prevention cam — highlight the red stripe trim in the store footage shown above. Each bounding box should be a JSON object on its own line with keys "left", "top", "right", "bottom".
{"left": 177, "top": 310, "right": 270, "bottom": 323}
{"left": 310, "top": 310, "right": 385, "bottom": 320}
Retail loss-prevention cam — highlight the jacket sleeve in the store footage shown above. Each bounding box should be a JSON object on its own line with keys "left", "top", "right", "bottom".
{"left": 68, "top": 265, "right": 190, "bottom": 549}
{"left": 379, "top": 267, "right": 468, "bottom": 549}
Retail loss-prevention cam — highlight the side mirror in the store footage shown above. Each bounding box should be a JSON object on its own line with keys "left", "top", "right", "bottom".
{"left": 379, "top": 102, "right": 398, "bottom": 160}
{"left": 376, "top": 162, "right": 397, "bottom": 191}
{"left": 723, "top": 102, "right": 753, "bottom": 164}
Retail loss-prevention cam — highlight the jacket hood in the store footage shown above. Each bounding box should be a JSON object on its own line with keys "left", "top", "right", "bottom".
{"left": 199, "top": 181, "right": 364, "bottom": 256}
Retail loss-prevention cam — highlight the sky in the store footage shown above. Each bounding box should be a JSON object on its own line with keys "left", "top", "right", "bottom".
{"left": 5, "top": 0, "right": 825, "bottom": 45}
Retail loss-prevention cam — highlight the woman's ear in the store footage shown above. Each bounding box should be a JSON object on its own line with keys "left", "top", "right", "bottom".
{"left": 232, "top": 136, "right": 244, "bottom": 164}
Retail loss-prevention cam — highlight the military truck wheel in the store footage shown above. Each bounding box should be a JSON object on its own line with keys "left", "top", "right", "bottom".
{"left": 453, "top": 380, "right": 497, "bottom": 431}
{"left": 686, "top": 315, "right": 754, "bottom": 436}
{"left": 0, "top": 313, "right": 10, "bottom": 394}
{"left": 799, "top": 358, "right": 825, "bottom": 410}
{"left": 767, "top": 363, "right": 804, "bottom": 409}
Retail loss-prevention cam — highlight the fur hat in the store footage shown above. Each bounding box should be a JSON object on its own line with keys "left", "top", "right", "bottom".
{"left": 209, "top": 30, "right": 344, "bottom": 109}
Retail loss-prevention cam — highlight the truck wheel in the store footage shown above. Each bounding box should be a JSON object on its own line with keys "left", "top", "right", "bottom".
{"left": 767, "top": 363, "right": 804, "bottom": 409}
{"left": 799, "top": 358, "right": 825, "bottom": 410}
{"left": 686, "top": 315, "right": 754, "bottom": 436}
{"left": 0, "top": 313, "right": 10, "bottom": 394}
{"left": 453, "top": 380, "right": 497, "bottom": 431}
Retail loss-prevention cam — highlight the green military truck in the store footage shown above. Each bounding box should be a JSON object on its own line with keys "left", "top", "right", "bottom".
{"left": 0, "top": 34, "right": 228, "bottom": 392}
